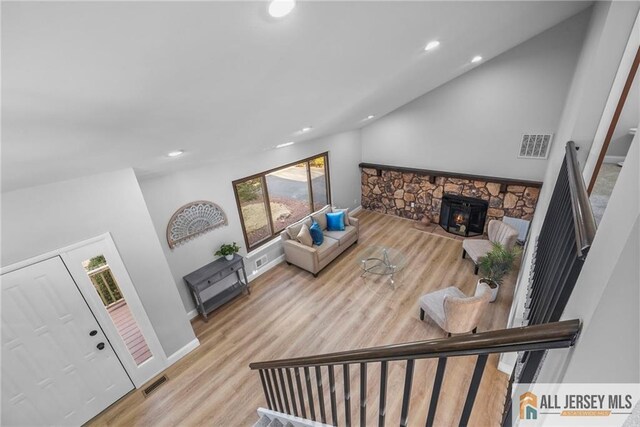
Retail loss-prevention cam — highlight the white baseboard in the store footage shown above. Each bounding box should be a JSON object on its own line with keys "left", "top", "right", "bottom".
{"left": 187, "top": 308, "right": 199, "bottom": 320}
{"left": 498, "top": 360, "right": 514, "bottom": 375}
{"left": 351, "top": 205, "right": 363, "bottom": 215}
{"left": 498, "top": 352, "right": 518, "bottom": 375}
{"left": 604, "top": 155, "right": 626, "bottom": 164}
{"left": 167, "top": 338, "right": 200, "bottom": 365}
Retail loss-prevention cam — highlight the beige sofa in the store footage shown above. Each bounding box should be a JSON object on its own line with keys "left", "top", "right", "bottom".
{"left": 281, "top": 205, "right": 359, "bottom": 277}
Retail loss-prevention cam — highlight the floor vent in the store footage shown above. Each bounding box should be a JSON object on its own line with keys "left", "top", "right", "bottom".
{"left": 518, "top": 134, "right": 552, "bottom": 159}
{"left": 142, "top": 375, "right": 168, "bottom": 397}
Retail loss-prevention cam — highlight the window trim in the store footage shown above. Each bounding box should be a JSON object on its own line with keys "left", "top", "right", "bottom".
{"left": 232, "top": 152, "right": 331, "bottom": 252}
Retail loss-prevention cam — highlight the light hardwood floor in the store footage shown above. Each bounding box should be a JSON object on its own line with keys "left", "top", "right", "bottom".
{"left": 90, "top": 210, "right": 515, "bottom": 427}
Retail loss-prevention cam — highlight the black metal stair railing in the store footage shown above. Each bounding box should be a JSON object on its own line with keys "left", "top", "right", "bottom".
{"left": 499, "top": 141, "right": 596, "bottom": 426}
{"left": 517, "top": 141, "right": 597, "bottom": 385}
{"left": 250, "top": 319, "right": 581, "bottom": 427}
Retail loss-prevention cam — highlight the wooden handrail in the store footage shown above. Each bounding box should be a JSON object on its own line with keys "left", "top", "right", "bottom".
{"left": 249, "top": 319, "right": 580, "bottom": 370}
{"left": 565, "top": 141, "right": 597, "bottom": 259}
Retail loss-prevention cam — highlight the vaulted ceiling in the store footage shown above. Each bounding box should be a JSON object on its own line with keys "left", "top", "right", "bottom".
{"left": 1, "top": 1, "right": 591, "bottom": 192}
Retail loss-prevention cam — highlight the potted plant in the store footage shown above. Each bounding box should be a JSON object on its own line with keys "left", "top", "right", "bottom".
{"left": 475, "top": 242, "right": 521, "bottom": 302}
{"left": 215, "top": 242, "right": 241, "bottom": 261}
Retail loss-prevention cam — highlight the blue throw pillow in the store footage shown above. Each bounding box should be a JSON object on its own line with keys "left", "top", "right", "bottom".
{"left": 309, "top": 221, "right": 324, "bottom": 246}
{"left": 326, "top": 212, "right": 345, "bottom": 231}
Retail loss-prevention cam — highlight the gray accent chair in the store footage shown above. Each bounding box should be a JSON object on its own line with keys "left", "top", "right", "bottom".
{"left": 462, "top": 219, "right": 519, "bottom": 274}
{"left": 419, "top": 283, "right": 492, "bottom": 336}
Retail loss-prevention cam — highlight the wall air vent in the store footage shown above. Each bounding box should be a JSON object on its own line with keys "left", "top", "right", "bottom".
{"left": 255, "top": 255, "right": 268, "bottom": 269}
{"left": 518, "top": 134, "right": 553, "bottom": 159}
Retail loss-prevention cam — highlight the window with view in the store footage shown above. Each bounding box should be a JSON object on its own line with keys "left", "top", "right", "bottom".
{"left": 233, "top": 153, "right": 330, "bottom": 251}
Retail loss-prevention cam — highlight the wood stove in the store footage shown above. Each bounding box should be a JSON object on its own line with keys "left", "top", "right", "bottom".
{"left": 439, "top": 194, "right": 488, "bottom": 237}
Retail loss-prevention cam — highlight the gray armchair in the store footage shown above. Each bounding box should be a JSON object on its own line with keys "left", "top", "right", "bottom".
{"left": 462, "top": 220, "right": 518, "bottom": 274}
{"left": 419, "top": 283, "right": 492, "bottom": 335}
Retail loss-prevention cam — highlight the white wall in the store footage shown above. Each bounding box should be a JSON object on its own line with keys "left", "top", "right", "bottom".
{"left": 139, "top": 130, "right": 362, "bottom": 314}
{"left": 537, "top": 132, "right": 639, "bottom": 383}
{"left": 360, "top": 10, "right": 590, "bottom": 182}
{"left": 0, "top": 169, "right": 197, "bottom": 357}
{"left": 502, "top": 0, "right": 640, "bottom": 372}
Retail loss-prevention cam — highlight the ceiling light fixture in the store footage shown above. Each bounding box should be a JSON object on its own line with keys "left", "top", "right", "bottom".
{"left": 276, "top": 141, "right": 295, "bottom": 148}
{"left": 300, "top": 126, "right": 313, "bottom": 133}
{"left": 424, "top": 40, "right": 440, "bottom": 51}
{"left": 167, "top": 150, "right": 184, "bottom": 157}
{"left": 268, "top": 0, "right": 296, "bottom": 18}
{"left": 471, "top": 55, "right": 483, "bottom": 63}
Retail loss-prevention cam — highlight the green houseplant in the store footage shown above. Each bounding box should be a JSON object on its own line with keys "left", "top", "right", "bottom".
{"left": 215, "top": 242, "right": 241, "bottom": 261}
{"left": 476, "top": 242, "right": 521, "bottom": 302}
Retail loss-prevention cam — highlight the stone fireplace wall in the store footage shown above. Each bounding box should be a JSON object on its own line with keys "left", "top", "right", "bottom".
{"left": 360, "top": 167, "right": 540, "bottom": 227}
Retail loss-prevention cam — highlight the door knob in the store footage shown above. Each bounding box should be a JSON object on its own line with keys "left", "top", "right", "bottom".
{"left": 96, "top": 342, "right": 105, "bottom": 350}
{"left": 89, "top": 330, "right": 98, "bottom": 336}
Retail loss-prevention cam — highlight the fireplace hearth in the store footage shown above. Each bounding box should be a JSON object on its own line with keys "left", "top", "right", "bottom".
{"left": 439, "top": 194, "right": 488, "bottom": 237}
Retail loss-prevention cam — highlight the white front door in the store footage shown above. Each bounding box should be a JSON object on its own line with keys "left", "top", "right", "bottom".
{"left": 61, "top": 237, "right": 168, "bottom": 387}
{"left": 1, "top": 256, "right": 134, "bottom": 426}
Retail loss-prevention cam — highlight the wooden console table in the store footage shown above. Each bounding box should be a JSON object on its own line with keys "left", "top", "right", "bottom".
{"left": 183, "top": 254, "right": 250, "bottom": 321}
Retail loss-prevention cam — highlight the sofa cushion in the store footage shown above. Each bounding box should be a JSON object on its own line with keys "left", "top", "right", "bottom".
{"left": 311, "top": 205, "right": 331, "bottom": 230}
{"left": 296, "top": 223, "right": 313, "bottom": 247}
{"left": 326, "top": 212, "right": 345, "bottom": 231}
{"left": 323, "top": 225, "right": 357, "bottom": 246}
{"left": 315, "top": 236, "right": 339, "bottom": 261}
{"left": 309, "top": 221, "right": 324, "bottom": 246}
{"left": 286, "top": 217, "right": 312, "bottom": 240}
{"left": 331, "top": 207, "right": 350, "bottom": 226}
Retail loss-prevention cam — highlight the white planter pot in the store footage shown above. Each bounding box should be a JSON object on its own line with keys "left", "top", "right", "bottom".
{"left": 225, "top": 254, "right": 234, "bottom": 261}
{"left": 475, "top": 279, "right": 499, "bottom": 303}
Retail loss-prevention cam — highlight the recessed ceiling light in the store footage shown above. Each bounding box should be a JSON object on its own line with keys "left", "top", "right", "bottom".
{"left": 365, "top": 115, "right": 375, "bottom": 120}
{"left": 300, "top": 126, "right": 313, "bottom": 133}
{"left": 276, "top": 141, "right": 295, "bottom": 148}
{"left": 471, "top": 55, "right": 483, "bottom": 63}
{"left": 167, "top": 150, "right": 184, "bottom": 157}
{"left": 424, "top": 41, "right": 440, "bottom": 51}
{"left": 268, "top": 0, "right": 296, "bottom": 18}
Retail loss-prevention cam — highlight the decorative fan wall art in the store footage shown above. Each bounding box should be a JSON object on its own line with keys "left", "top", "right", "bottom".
{"left": 166, "top": 201, "right": 228, "bottom": 248}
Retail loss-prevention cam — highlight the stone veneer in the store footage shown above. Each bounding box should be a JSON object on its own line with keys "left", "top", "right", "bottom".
{"left": 361, "top": 167, "right": 540, "bottom": 227}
